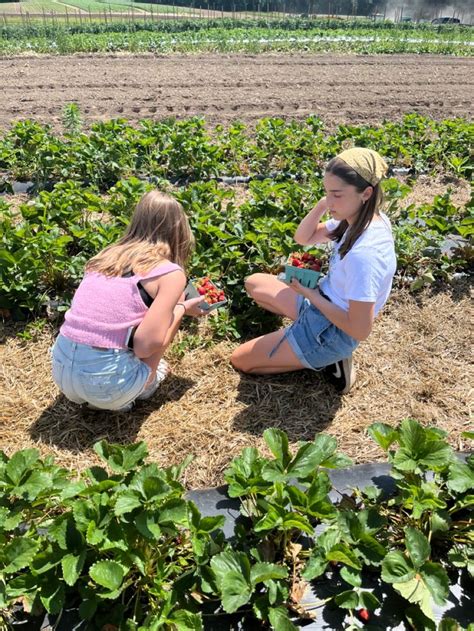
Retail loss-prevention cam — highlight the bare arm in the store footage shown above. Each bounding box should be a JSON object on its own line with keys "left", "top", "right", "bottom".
{"left": 289, "top": 279, "right": 375, "bottom": 341}
{"left": 133, "top": 270, "right": 187, "bottom": 359}
{"left": 294, "top": 197, "right": 332, "bottom": 246}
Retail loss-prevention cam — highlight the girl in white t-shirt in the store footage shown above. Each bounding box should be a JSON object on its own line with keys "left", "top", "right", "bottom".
{"left": 231, "top": 148, "right": 396, "bottom": 393}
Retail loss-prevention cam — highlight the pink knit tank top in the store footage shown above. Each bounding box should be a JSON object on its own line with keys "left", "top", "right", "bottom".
{"left": 60, "top": 262, "right": 182, "bottom": 349}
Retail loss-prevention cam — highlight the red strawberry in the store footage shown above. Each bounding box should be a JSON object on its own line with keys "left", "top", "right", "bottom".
{"left": 357, "top": 609, "right": 370, "bottom": 622}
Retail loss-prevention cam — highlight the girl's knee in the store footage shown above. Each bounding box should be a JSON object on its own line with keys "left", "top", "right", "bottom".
{"left": 245, "top": 273, "right": 266, "bottom": 297}
{"left": 230, "top": 347, "right": 250, "bottom": 373}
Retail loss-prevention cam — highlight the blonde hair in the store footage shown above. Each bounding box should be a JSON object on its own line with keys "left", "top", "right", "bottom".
{"left": 86, "top": 191, "right": 194, "bottom": 276}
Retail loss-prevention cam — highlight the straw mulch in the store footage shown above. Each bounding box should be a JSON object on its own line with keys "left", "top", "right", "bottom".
{"left": 1, "top": 285, "right": 472, "bottom": 489}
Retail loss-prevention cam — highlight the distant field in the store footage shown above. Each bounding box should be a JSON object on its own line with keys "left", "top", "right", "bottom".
{"left": 0, "top": 0, "right": 194, "bottom": 14}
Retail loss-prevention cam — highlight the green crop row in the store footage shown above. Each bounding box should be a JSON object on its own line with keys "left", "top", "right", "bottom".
{"left": 0, "top": 24, "right": 472, "bottom": 55}
{"left": 1, "top": 114, "right": 472, "bottom": 332}
{"left": 1, "top": 114, "right": 473, "bottom": 192}
{"left": 1, "top": 175, "right": 472, "bottom": 334}
{"left": 2, "top": 18, "right": 472, "bottom": 40}
{"left": 1, "top": 422, "right": 473, "bottom": 629}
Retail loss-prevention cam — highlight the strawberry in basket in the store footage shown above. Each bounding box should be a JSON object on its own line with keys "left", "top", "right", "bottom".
{"left": 289, "top": 252, "right": 322, "bottom": 272}
{"left": 195, "top": 277, "right": 226, "bottom": 306}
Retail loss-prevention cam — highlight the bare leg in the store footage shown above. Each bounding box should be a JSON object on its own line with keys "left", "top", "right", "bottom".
{"left": 245, "top": 273, "right": 300, "bottom": 321}
{"left": 230, "top": 329, "right": 306, "bottom": 374}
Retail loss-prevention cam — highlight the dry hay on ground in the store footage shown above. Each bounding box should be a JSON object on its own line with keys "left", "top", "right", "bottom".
{"left": 0, "top": 286, "right": 472, "bottom": 489}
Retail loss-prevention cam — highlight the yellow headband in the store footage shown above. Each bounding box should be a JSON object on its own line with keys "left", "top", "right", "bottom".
{"left": 336, "top": 148, "right": 388, "bottom": 186}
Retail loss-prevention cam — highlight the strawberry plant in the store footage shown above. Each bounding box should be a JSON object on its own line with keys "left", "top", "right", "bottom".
{"left": 0, "top": 441, "right": 220, "bottom": 629}
{"left": 301, "top": 419, "right": 473, "bottom": 629}
{"left": 0, "top": 422, "right": 472, "bottom": 629}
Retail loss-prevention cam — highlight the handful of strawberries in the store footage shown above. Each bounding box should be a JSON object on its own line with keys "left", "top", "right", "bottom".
{"left": 288, "top": 252, "right": 322, "bottom": 272}
{"left": 195, "top": 277, "right": 226, "bottom": 306}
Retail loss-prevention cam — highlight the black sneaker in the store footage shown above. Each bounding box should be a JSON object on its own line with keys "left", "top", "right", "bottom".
{"left": 324, "top": 356, "right": 356, "bottom": 394}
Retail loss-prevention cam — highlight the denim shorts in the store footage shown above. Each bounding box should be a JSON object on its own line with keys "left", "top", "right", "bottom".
{"left": 51, "top": 334, "right": 151, "bottom": 411}
{"left": 284, "top": 296, "right": 359, "bottom": 370}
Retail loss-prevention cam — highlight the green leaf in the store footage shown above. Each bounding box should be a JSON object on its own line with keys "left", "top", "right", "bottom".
{"left": 39, "top": 581, "right": 65, "bottom": 615}
{"left": 358, "top": 591, "right": 380, "bottom": 610}
{"left": 419, "top": 441, "right": 454, "bottom": 470}
{"left": 405, "top": 527, "right": 431, "bottom": 568}
{"left": 381, "top": 551, "right": 416, "bottom": 583}
{"left": 405, "top": 605, "right": 436, "bottom": 631}
{"left": 268, "top": 606, "right": 298, "bottom": 631}
{"left": 263, "top": 428, "right": 292, "bottom": 467}
{"left": 210, "top": 550, "right": 251, "bottom": 589}
{"left": 0, "top": 248, "right": 16, "bottom": 264}
{"left": 281, "top": 513, "right": 314, "bottom": 535}
{"left": 320, "top": 452, "right": 353, "bottom": 469}
{"left": 78, "top": 598, "right": 98, "bottom": 621}
{"left": 16, "top": 470, "right": 52, "bottom": 500}
{"left": 302, "top": 551, "right": 327, "bottom": 581}
{"left": 447, "top": 461, "right": 474, "bottom": 493}
{"left": 393, "top": 577, "right": 434, "bottom": 620}
{"left": 89, "top": 560, "right": 124, "bottom": 591}
{"left": 334, "top": 589, "right": 359, "bottom": 609}
{"left": 5, "top": 449, "right": 39, "bottom": 485}
{"left": 430, "top": 511, "right": 451, "bottom": 535}
{"left": 357, "top": 535, "right": 387, "bottom": 565}
{"left": 438, "top": 619, "right": 463, "bottom": 631}
{"left": 287, "top": 434, "right": 337, "bottom": 478}
{"left": 367, "top": 422, "right": 398, "bottom": 450}
{"left": 254, "top": 506, "right": 284, "bottom": 532}
{"left": 168, "top": 610, "right": 203, "bottom": 631}
{"left": 220, "top": 571, "right": 252, "bottom": 613}
{"left": 1, "top": 538, "right": 40, "bottom": 573}
{"left": 261, "top": 461, "right": 287, "bottom": 483}
{"left": 195, "top": 514, "right": 225, "bottom": 534}
{"left": 61, "top": 551, "right": 86, "bottom": 587}
{"left": 326, "top": 544, "right": 362, "bottom": 570}
{"left": 420, "top": 562, "right": 449, "bottom": 606}
{"left": 114, "top": 490, "right": 142, "bottom": 516}
{"left": 250, "top": 562, "right": 288, "bottom": 586}
{"left": 340, "top": 566, "right": 362, "bottom": 587}
{"left": 398, "top": 418, "right": 425, "bottom": 453}
{"left": 93, "top": 440, "right": 147, "bottom": 473}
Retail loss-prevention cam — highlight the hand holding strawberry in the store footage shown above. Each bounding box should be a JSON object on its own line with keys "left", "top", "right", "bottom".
{"left": 180, "top": 296, "right": 208, "bottom": 318}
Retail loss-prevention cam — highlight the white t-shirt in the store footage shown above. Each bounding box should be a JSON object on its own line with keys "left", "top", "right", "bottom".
{"left": 318, "top": 213, "right": 396, "bottom": 316}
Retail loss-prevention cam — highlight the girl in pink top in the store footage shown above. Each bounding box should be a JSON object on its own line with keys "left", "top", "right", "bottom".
{"left": 51, "top": 191, "right": 206, "bottom": 411}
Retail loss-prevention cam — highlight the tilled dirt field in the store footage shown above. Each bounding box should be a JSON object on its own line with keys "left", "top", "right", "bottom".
{"left": 1, "top": 53, "right": 473, "bottom": 130}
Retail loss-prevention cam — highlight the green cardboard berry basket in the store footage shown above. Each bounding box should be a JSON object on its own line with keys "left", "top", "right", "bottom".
{"left": 284, "top": 264, "right": 321, "bottom": 289}
{"left": 185, "top": 279, "right": 227, "bottom": 312}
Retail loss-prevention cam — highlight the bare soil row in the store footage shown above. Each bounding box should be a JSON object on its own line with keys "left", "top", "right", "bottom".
{"left": 1, "top": 53, "right": 473, "bottom": 130}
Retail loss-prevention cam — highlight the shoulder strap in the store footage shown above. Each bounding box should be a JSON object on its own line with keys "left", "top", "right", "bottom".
{"left": 138, "top": 263, "right": 183, "bottom": 281}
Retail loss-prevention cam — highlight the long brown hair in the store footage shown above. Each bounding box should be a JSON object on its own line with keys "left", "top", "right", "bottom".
{"left": 326, "top": 157, "right": 384, "bottom": 258}
{"left": 86, "top": 191, "right": 194, "bottom": 276}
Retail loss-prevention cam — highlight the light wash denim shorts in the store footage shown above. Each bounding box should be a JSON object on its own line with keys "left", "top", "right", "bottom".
{"left": 283, "top": 296, "right": 359, "bottom": 370}
{"left": 51, "top": 334, "right": 151, "bottom": 411}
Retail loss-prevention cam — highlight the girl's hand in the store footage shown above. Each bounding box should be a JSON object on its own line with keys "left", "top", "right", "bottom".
{"left": 180, "top": 296, "right": 209, "bottom": 318}
{"left": 289, "top": 278, "right": 319, "bottom": 301}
